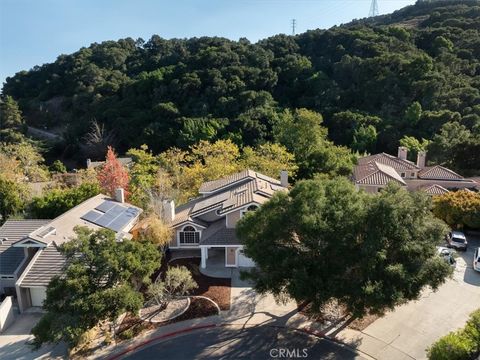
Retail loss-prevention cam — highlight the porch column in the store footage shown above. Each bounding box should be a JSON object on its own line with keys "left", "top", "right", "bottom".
{"left": 205, "top": 247, "right": 209, "bottom": 260}
{"left": 201, "top": 247, "right": 207, "bottom": 269}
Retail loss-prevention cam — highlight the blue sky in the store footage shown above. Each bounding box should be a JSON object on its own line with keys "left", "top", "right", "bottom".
{"left": 0, "top": 0, "right": 415, "bottom": 84}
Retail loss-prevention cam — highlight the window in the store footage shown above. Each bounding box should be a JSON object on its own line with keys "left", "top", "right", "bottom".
{"left": 410, "top": 172, "right": 415, "bottom": 178}
{"left": 179, "top": 225, "right": 200, "bottom": 245}
{"left": 401, "top": 172, "right": 406, "bottom": 178}
{"left": 240, "top": 204, "right": 259, "bottom": 217}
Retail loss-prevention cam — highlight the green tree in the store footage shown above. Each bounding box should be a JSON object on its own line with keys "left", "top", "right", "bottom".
{"left": 0, "top": 141, "right": 49, "bottom": 181}
{"left": 428, "top": 122, "right": 471, "bottom": 168}
{"left": 148, "top": 266, "right": 197, "bottom": 307}
{"left": 127, "top": 145, "right": 161, "bottom": 206}
{"left": 0, "top": 175, "right": 29, "bottom": 221}
{"left": 352, "top": 125, "right": 377, "bottom": 153}
{"left": 432, "top": 190, "right": 480, "bottom": 230}
{"left": 274, "top": 109, "right": 355, "bottom": 179}
{"left": 240, "top": 143, "right": 298, "bottom": 179}
{"left": 0, "top": 95, "right": 26, "bottom": 142}
{"left": 404, "top": 102, "right": 422, "bottom": 125}
{"left": 32, "top": 227, "right": 160, "bottom": 348}
{"left": 30, "top": 182, "right": 101, "bottom": 219}
{"left": 237, "top": 179, "right": 451, "bottom": 317}
{"left": 49, "top": 160, "right": 67, "bottom": 174}
{"left": 399, "top": 136, "right": 430, "bottom": 161}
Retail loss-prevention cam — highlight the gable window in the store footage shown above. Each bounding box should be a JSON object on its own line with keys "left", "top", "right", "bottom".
{"left": 179, "top": 225, "right": 200, "bottom": 245}
{"left": 240, "top": 204, "right": 259, "bottom": 218}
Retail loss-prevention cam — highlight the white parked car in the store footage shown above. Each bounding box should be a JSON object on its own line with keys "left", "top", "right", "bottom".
{"left": 446, "top": 231, "right": 468, "bottom": 251}
{"left": 474, "top": 248, "right": 480, "bottom": 272}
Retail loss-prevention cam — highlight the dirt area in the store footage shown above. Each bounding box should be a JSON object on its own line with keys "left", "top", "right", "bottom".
{"left": 298, "top": 300, "right": 382, "bottom": 332}
{"left": 165, "top": 297, "right": 218, "bottom": 324}
{"left": 168, "top": 257, "right": 231, "bottom": 311}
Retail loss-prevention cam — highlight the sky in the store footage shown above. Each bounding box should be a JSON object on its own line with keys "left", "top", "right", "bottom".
{"left": 0, "top": 0, "right": 416, "bottom": 84}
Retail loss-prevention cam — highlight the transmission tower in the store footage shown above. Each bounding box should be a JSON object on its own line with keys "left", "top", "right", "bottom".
{"left": 369, "top": 0, "right": 379, "bottom": 17}
{"left": 291, "top": 19, "right": 296, "bottom": 35}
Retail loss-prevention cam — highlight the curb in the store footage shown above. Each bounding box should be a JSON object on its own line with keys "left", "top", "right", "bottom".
{"left": 105, "top": 324, "right": 217, "bottom": 360}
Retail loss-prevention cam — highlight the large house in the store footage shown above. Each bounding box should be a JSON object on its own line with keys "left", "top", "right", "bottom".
{"left": 0, "top": 189, "right": 141, "bottom": 312}
{"left": 353, "top": 147, "right": 478, "bottom": 194}
{"left": 165, "top": 169, "right": 288, "bottom": 269}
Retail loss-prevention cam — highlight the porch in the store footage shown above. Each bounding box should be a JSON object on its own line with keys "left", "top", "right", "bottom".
{"left": 199, "top": 248, "right": 234, "bottom": 279}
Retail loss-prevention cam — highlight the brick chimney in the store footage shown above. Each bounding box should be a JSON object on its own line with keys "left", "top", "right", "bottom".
{"left": 417, "top": 151, "right": 426, "bottom": 169}
{"left": 162, "top": 200, "right": 175, "bottom": 222}
{"left": 280, "top": 170, "right": 288, "bottom": 188}
{"left": 398, "top": 146, "right": 408, "bottom": 161}
{"left": 115, "top": 188, "right": 125, "bottom": 203}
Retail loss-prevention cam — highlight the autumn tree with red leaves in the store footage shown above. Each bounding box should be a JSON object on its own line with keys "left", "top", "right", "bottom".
{"left": 97, "top": 146, "right": 129, "bottom": 198}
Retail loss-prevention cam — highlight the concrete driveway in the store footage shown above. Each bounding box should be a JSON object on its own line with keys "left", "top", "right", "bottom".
{"left": 338, "top": 235, "right": 480, "bottom": 360}
{"left": 0, "top": 313, "right": 66, "bottom": 360}
{"left": 222, "top": 269, "right": 299, "bottom": 326}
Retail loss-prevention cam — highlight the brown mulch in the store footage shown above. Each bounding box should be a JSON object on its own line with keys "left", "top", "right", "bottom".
{"left": 348, "top": 313, "right": 383, "bottom": 331}
{"left": 168, "top": 257, "right": 231, "bottom": 311}
{"left": 165, "top": 297, "right": 218, "bottom": 324}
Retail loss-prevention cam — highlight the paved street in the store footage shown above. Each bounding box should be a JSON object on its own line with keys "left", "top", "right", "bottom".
{"left": 122, "top": 325, "right": 367, "bottom": 360}
{"left": 338, "top": 235, "right": 480, "bottom": 360}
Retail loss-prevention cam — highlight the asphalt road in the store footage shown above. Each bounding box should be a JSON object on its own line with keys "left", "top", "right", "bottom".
{"left": 122, "top": 325, "right": 367, "bottom": 360}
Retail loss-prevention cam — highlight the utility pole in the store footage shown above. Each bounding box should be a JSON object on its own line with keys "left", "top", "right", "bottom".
{"left": 291, "top": 19, "right": 296, "bottom": 35}
{"left": 369, "top": 0, "right": 379, "bottom": 17}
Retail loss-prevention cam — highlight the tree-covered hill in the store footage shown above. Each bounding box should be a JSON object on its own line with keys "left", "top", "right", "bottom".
{"left": 2, "top": 0, "right": 480, "bottom": 174}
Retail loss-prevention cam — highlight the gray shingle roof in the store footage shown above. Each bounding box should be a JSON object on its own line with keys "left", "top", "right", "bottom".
{"left": 200, "top": 227, "right": 241, "bottom": 246}
{"left": 0, "top": 220, "right": 50, "bottom": 275}
{"left": 20, "top": 245, "right": 67, "bottom": 287}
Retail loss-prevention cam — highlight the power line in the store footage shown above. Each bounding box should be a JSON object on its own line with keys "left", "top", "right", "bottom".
{"left": 369, "top": 0, "right": 379, "bottom": 17}
{"left": 291, "top": 19, "right": 296, "bottom": 35}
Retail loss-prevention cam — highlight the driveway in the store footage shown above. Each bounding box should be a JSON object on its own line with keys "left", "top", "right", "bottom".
{"left": 0, "top": 313, "right": 66, "bottom": 360}
{"left": 222, "top": 269, "right": 299, "bottom": 326}
{"left": 122, "top": 325, "right": 367, "bottom": 360}
{"left": 338, "top": 235, "right": 480, "bottom": 360}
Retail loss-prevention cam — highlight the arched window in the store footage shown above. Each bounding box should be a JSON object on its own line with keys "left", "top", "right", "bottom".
{"left": 240, "top": 204, "right": 259, "bottom": 217}
{"left": 179, "top": 225, "right": 200, "bottom": 245}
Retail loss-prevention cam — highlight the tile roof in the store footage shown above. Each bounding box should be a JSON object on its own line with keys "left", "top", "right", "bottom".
{"left": 19, "top": 244, "right": 67, "bottom": 287}
{"left": 418, "top": 166, "right": 464, "bottom": 180}
{"left": 0, "top": 220, "right": 50, "bottom": 275}
{"left": 198, "top": 169, "right": 281, "bottom": 194}
{"left": 357, "top": 153, "right": 419, "bottom": 171}
{"left": 354, "top": 161, "right": 406, "bottom": 186}
{"left": 88, "top": 157, "right": 133, "bottom": 169}
{"left": 421, "top": 184, "right": 450, "bottom": 196}
{"left": 172, "top": 170, "right": 286, "bottom": 227}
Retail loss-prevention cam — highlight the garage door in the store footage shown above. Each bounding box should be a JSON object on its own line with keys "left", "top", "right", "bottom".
{"left": 238, "top": 250, "right": 255, "bottom": 267}
{"left": 30, "top": 287, "right": 47, "bottom": 307}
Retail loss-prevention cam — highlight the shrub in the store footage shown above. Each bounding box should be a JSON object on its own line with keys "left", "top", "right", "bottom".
{"left": 427, "top": 309, "right": 480, "bottom": 360}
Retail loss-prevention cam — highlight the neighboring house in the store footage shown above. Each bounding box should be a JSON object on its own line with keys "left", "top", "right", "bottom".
{"left": 166, "top": 169, "right": 289, "bottom": 269}
{"left": 86, "top": 157, "right": 133, "bottom": 169}
{"left": 0, "top": 189, "right": 141, "bottom": 312}
{"left": 353, "top": 147, "right": 478, "bottom": 194}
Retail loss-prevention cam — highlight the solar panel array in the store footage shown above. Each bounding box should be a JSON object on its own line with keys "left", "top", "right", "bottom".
{"left": 81, "top": 201, "right": 140, "bottom": 232}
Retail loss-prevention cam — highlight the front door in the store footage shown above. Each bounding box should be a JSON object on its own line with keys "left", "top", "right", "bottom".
{"left": 225, "top": 247, "right": 237, "bottom": 267}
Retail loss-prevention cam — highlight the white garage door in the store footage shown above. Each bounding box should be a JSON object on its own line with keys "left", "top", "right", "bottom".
{"left": 30, "top": 287, "right": 47, "bottom": 307}
{"left": 238, "top": 250, "right": 255, "bottom": 267}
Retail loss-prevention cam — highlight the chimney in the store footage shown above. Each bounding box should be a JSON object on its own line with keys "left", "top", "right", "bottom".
{"left": 162, "top": 200, "right": 175, "bottom": 222}
{"left": 417, "top": 151, "right": 426, "bottom": 169}
{"left": 86, "top": 158, "right": 92, "bottom": 168}
{"left": 280, "top": 170, "right": 288, "bottom": 188}
{"left": 115, "top": 188, "right": 125, "bottom": 203}
{"left": 398, "top": 146, "right": 408, "bottom": 161}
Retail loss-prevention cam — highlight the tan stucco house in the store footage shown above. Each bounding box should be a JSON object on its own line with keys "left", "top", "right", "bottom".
{"left": 165, "top": 169, "right": 288, "bottom": 269}
{"left": 353, "top": 147, "right": 479, "bottom": 194}
{"left": 0, "top": 189, "right": 141, "bottom": 313}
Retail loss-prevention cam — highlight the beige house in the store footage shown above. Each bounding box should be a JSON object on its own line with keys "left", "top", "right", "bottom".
{"left": 165, "top": 169, "right": 288, "bottom": 269}
{"left": 353, "top": 147, "right": 479, "bottom": 194}
{"left": 0, "top": 189, "right": 141, "bottom": 312}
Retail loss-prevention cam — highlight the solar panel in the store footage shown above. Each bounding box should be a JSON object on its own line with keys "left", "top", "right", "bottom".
{"left": 81, "top": 210, "right": 103, "bottom": 223}
{"left": 96, "top": 212, "right": 118, "bottom": 227}
{"left": 109, "top": 204, "right": 126, "bottom": 216}
{"left": 95, "top": 201, "right": 115, "bottom": 213}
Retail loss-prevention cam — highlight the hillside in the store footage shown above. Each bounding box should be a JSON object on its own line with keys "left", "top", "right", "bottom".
{"left": 2, "top": 0, "right": 480, "bottom": 173}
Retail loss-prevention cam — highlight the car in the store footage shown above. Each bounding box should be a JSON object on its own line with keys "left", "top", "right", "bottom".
{"left": 446, "top": 231, "right": 467, "bottom": 251}
{"left": 437, "top": 246, "right": 456, "bottom": 267}
{"left": 474, "top": 248, "right": 480, "bottom": 272}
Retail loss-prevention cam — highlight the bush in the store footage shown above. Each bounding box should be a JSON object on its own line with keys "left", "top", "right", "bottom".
{"left": 427, "top": 309, "right": 480, "bottom": 360}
